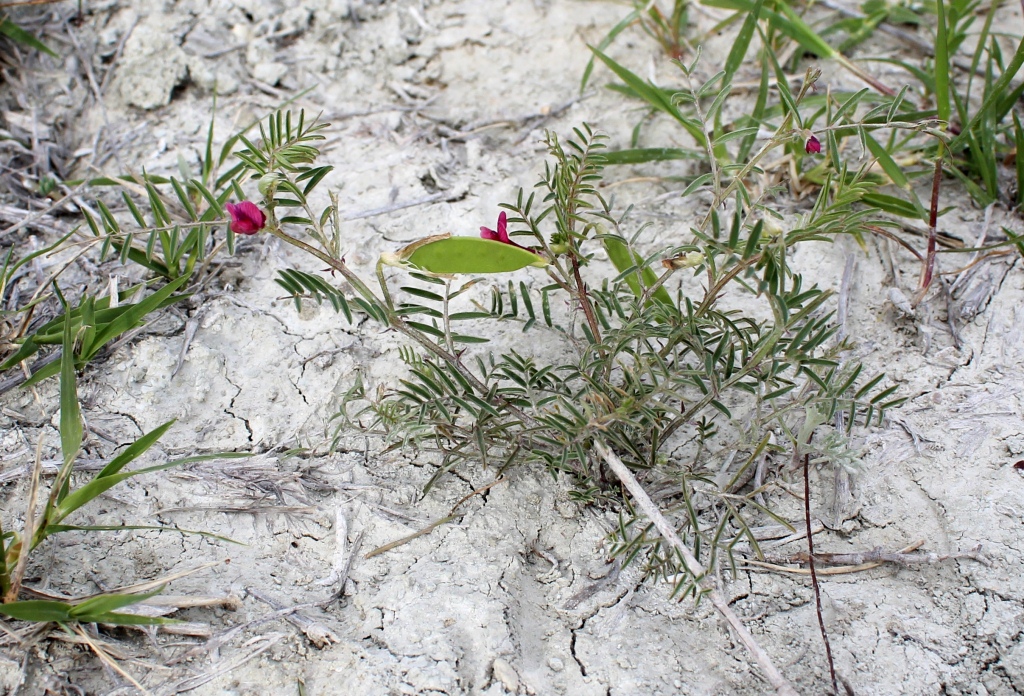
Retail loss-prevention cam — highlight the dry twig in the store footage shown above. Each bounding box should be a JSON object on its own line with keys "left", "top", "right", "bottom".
{"left": 594, "top": 440, "right": 799, "bottom": 696}
{"left": 364, "top": 476, "right": 506, "bottom": 558}
{"left": 797, "top": 543, "right": 987, "bottom": 567}
{"left": 69, "top": 624, "right": 150, "bottom": 695}
{"left": 742, "top": 539, "right": 990, "bottom": 576}
{"left": 160, "top": 633, "right": 284, "bottom": 694}
{"left": 246, "top": 588, "right": 338, "bottom": 648}
{"left": 340, "top": 188, "right": 466, "bottom": 222}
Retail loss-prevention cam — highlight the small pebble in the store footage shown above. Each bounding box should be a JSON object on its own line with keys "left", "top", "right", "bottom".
{"left": 548, "top": 657, "right": 564, "bottom": 672}
{"left": 493, "top": 658, "right": 520, "bottom": 692}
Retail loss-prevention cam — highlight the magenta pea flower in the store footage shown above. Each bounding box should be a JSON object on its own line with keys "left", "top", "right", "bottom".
{"left": 480, "top": 211, "right": 512, "bottom": 243}
{"left": 225, "top": 201, "right": 266, "bottom": 235}
{"left": 480, "top": 211, "right": 536, "bottom": 253}
{"left": 804, "top": 133, "right": 822, "bottom": 154}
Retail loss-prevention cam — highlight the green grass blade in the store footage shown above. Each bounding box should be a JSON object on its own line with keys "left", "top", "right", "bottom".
{"left": 1014, "top": 112, "right": 1024, "bottom": 209}
{"left": 87, "top": 611, "right": 181, "bottom": 626}
{"left": 950, "top": 36, "right": 1024, "bottom": 152}
{"left": 934, "top": 0, "right": 950, "bottom": 123}
{"left": 581, "top": 9, "right": 641, "bottom": 92}
{"left": 965, "top": 0, "right": 997, "bottom": 104}
{"left": 18, "top": 360, "right": 60, "bottom": 388}
{"left": 70, "top": 588, "right": 164, "bottom": 618}
{"left": 95, "top": 420, "right": 175, "bottom": 479}
{"left": 601, "top": 148, "right": 704, "bottom": 164}
{"left": 86, "top": 275, "right": 190, "bottom": 357}
{"left": 0, "top": 18, "right": 57, "bottom": 57}
{"left": 0, "top": 338, "right": 40, "bottom": 372}
{"left": 59, "top": 308, "right": 82, "bottom": 468}
{"left": 53, "top": 458, "right": 188, "bottom": 523}
{"left": 738, "top": 55, "right": 770, "bottom": 163}
{"left": 590, "top": 46, "right": 708, "bottom": 147}
{"left": 202, "top": 96, "right": 217, "bottom": 185}
{"left": 603, "top": 236, "right": 673, "bottom": 307}
{"left": 0, "top": 600, "right": 72, "bottom": 622}
{"left": 723, "top": 0, "right": 764, "bottom": 84}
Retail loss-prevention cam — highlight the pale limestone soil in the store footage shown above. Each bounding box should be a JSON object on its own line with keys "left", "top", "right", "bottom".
{"left": 0, "top": 1, "right": 1023, "bottom": 694}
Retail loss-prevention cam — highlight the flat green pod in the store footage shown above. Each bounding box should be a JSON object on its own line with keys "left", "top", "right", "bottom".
{"left": 405, "top": 235, "right": 548, "bottom": 274}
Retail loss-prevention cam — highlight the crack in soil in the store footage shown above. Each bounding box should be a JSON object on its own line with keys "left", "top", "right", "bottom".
{"left": 224, "top": 376, "right": 253, "bottom": 444}
{"left": 568, "top": 584, "right": 633, "bottom": 679}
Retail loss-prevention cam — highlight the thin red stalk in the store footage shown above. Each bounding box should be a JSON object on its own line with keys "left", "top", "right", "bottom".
{"left": 570, "top": 254, "right": 602, "bottom": 344}
{"left": 917, "top": 151, "right": 944, "bottom": 302}
{"left": 804, "top": 453, "right": 838, "bottom": 694}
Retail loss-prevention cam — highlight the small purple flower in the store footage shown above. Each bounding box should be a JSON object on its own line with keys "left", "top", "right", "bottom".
{"left": 225, "top": 201, "right": 266, "bottom": 235}
{"left": 480, "top": 211, "right": 536, "bottom": 253}
{"left": 804, "top": 134, "right": 822, "bottom": 154}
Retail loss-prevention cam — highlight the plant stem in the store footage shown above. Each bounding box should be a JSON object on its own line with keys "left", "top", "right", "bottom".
{"left": 442, "top": 279, "right": 455, "bottom": 355}
{"left": 804, "top": 453, "right": 839, "bottom": 694}
{"left": 6, "top": 437, "right": 46, "bottom": 603}
{"left": 700, "top": 118, "right": 792, "bottom": 232}
{"left": 570, "top": 254, "right": 602, "bottom": 344}
{"left": 375, "top": 259, "right": 395, "bottom": 311}
{"left": 0, "top": 516, "right": 9, "bottom": 599}
{"left": 594, "top": 440, "right": 799, "bottom": 696}
{"left": 915, "top": 148, "right": 944, "bottom": 304}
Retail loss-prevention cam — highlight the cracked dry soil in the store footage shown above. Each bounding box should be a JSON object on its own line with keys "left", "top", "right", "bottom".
{"left": 1, "top": 0, "right": 1024, "bottom": 694}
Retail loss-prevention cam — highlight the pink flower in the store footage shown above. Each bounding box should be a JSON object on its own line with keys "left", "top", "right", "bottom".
{"left": 480, "top": 211, "right": 536, "bottom": 253}
{"left": 804, "top": 134, "right": 821, "bottom": 154}
{"left": 480, "top": 211, "right": 512, "bottom": 243}
{"left": 225, "top": 201, "right": 266, "bottom": 235}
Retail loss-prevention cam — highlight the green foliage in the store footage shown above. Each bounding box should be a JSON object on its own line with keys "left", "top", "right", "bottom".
{"left": 0, "top": 589, "right": 176, "bottom": 626}
{"left": 80, "top": 108, "right": 245, "bottom": 279}
{"left": 588, "top": 0, "right": 1024, "bottom": 219}
{"left": 602, "top": 234, "right": 673, "bottom": 307}
{"left": 0, "top": 320, "right": 239, "bottom": 620}
{"left": 0, "top": 276, "right": 190, "bottom": 386}
{"left": 0, "top": 108, "right": 254, "bottom": 389}
{"left": 0, "top": 15, "right": 57, "bottom": 57}
{"left": 235, "top": 108, "right": 904, "bottom": 592}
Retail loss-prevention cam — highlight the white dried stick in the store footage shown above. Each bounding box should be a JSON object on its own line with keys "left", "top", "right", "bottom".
{"left": 594, "top": 440, "right": 799, "bottom": 696}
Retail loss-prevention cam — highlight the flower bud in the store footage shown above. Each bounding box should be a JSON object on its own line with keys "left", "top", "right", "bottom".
{"left": 549, "top": 232, "right": 569, "bottom": 256}
{"left": 662, "top": 250, "right": 704, "bottom": 270}
{"left": 258, "top": 172, "right": 283, "bottom": 198}
{"left": 804, "top": 133, "right": 821, "bottom": 154}
{"left": 762, "top": 216, "right": 785, "bottom": 238}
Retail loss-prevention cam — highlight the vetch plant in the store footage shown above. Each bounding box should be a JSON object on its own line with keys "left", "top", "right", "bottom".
{"left": 0, "top": 108, "right": 256, "bottom": 390}
{"left": 222, "top": 108, "right": 908, "bottom": 693}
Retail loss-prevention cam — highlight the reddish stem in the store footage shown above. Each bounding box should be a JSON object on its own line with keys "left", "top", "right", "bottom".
{"left": 571, "top": 254, "right": 602, "bottom": 344}
{"left": 917, "top": 152, "right": 944, "bottom": 302}
{"left": 804, "top": 453, "right": 838, "bottom": 694}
